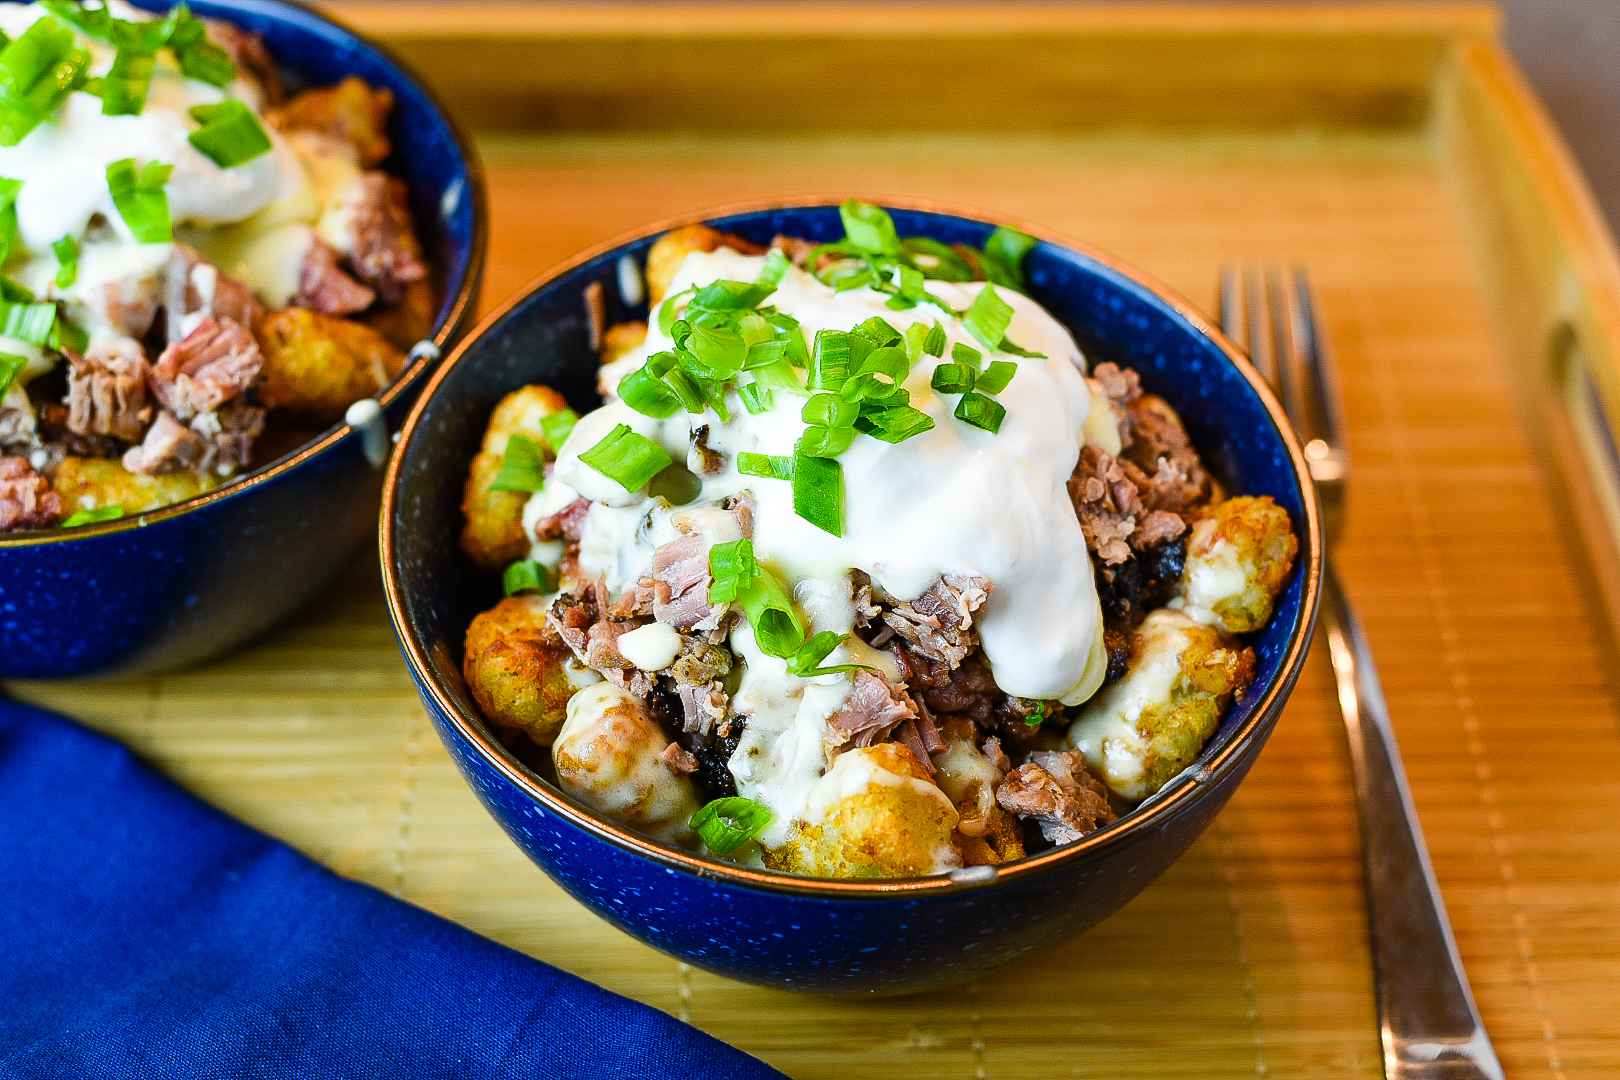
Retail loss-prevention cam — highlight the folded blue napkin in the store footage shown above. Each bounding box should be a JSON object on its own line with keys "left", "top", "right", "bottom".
{"left": 0, "top": 700, "right": 787, "bottom": 1079}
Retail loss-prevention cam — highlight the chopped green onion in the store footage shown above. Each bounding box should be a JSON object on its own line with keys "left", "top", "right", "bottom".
{"left": 757, "top": 247, "right": 790, "bottom": 287}
{"left": 976, "top": 360, "right": 1018, "bottom": 395}
{"left": 998, "top": 338, "right": 1047, "bottom": 359}
{"left": 901, "top": 236, "right": 976, "bottom": 282}
{"left": 831, "top": 268, "right": 877, "bottom": 293}
{"left": 853, "top": 316, "right": 901, "bottom": 347}
{"left": 690, "top": 277, "right": 775, "bottom": 313}
{"left": 744, "top": 339, "right": 788, "bottom": 370}
{"left": 802, "top": 393, "right": 857, "bottom": 429}
{"left": 0, "top": 276, "right": 30, "bottom": 303}
{"left": 785, "top": 631, "right": 872, "bottom": 678}
{"left": 690, "top": 796, "right": 772, "bottom": 855}
{"left": 930, "top": 363, "right": 977, "bottom": 395}
{"left": 488, "top": 433, "right": 546, "bottom": 493}
{"left": 0, "top": 176, "right": 22, "bottom": 265}
{"left": 894, "top": 264, "right": 928, "bottom": 305}
{"left": 951, "top": 341, "right": 983, "bottom": 367}
{"left": 99, "top": 46, "right": 154, "bottom": 115}
{"left": 61, "top": 503, "right": 123, "bottom": 528}
{"left": 578, "top": 423, "right": 672, "bottom": 493}
{"left": 1023, "top": 700, "right": 1050, "bottom": 727}
{"left": 187, "top": 100, "right": 271, "bottom": 168}
{"left": 539, "top": 408, "right": 578, "bottom": 452}
{"left": 857, "top": 347, "right": 908, "bottom": 385}
{"left": 982, "top": 226, "right": 1039, "bottom": 292}
{"left": 795, "top": 424, "right": 854, "bottom": 459}
{"left": 737, "top": 452, "right": 794, "bottom": 482}
{"left": 166, "top": 7, "right": 236, "bottom": 87}
{"left": 0, "top": 300, "right": 55, "bottom": 345}
{"left": 617, "top": 360, "right": 681, "bottom": 419}
{"left": 0, "top": 17, "right": 89, "bottom": 147}
{"left": 792, "top": 452, "right": 841, "bottom": 536}
{"left": 707, "top": 537, "right": 757, "bottom": 604}
{"left": 738, "top": 382, "right": 772, "bottom": 415}
{"left": 839, "top": 198, "right": 901, "bottom": 256}
{"left": 838, "top": 373, "right": 907, "bottom": 407}
{"left": 51, "top": 234, "right": 76, "bottom": 288}
{"left": 106, "top": 158, "right": 172, "bottom": 243}
{"left": 963, "top": 284, "right": 1015, "bottom": 351}
{"left": 47, "top": 314, "right": 86, "bottom": 353}
{"left": 923, "top": 322, "right": 947, "bottom": 357}
{"left": 855, "top": 405, "right": 935, "bottom": 444}
{"left": 0, "top": 351, "right": 25, "bottom": 398}
{"left": 740, "top": 568, "right": 803, "bottom": 658}
{"left": 656, "top": 287, "right": 691, "bottom": 335}
{"left": 503, "top": 559, "right": 551, "bottom": 596}
{"left": 808, "top": 329, "right": 855, "bottom": 392}
{"left": 955, "top": 391, "right": 1007, "bottom": 434}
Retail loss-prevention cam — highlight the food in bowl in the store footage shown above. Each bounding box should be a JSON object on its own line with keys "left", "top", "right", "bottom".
{"left": 0, "top": 0, "right": 434, "bottom": 533}
{"left": 455, "top": 201, "right": 1298, "bottom": 880}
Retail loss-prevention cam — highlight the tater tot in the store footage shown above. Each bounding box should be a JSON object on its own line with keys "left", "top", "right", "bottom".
{"left": 255, "top": 307, "right": 406, "bottom": 423}
{"left": 52, "top": 456, "right": 220, "bottom": 514}
{"left": 464, "top": 594, "right": 599, "bottom": 746}
{"left": 459, "top": 384, "right": 572, "bottom": 572}
{"left": 765, "top": 744, "right": 962, "bottom": 879}
{"left": 931, "top": 735, "right": 1025, "bottom": 866}
{"left": 1066, "top": 609, "right": 1255, "bottom": 800}
{"left": 268, "top": 76, "right": 394, "bottom": 167}
{"left": 1171, "top": 495, "right": 1298, "bottom": 633}
{"left": 644, "top": 224, "right": 764, "bottom": 306}
{"left": 553, "top": 681, "right": 700, "bottom": 842}
{"left": 600, "top": 322, "right": 647, "bottom": 367}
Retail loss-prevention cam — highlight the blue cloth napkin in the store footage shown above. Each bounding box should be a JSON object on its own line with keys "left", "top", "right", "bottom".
{"left": 0, "top": 699, "right": 787, "bottom": 1079}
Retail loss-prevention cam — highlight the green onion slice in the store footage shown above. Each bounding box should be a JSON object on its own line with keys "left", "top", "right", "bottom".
{"left": 617, "top": 361, "right": 681, "bottom": 419}
{"left": 757, "top": 247, "right": 790, "bottom": 287}
{"left": 47, "top": 313, "right": 85, "bottom": 353}
{"left": 737, "top": 452, "right": 794, "bottom": 482}
{"left": 930, "top": 363, "right": 976, "bottom": 396}
{"left": 808, "top": 329, "right": 856, "bottom": 392}
{"left": 578, "top": 423, "right": 672, "bottom": 493}
{"left": 1023, "top": 700, "right": 1050, "bottom": 727}
{"left": 955, "top": 391, "right": 1007, "bottom": 434}
{"left": 52, "top": 234, "right": 77, "bottom": 288}
{"left": 922, "top": 322, "right": 947, "bottom": 357}
{"left": 738, "top": 382, "right": 771, "bottom": 415}
{"left": 951, "top": 341, "right": 983, "bottom": 367}
{"left": 853, "top": 316, "right": 901, "bottom": 347}
{"left": 791, "top": 452, "right": 841, "bottom": 536}
{"left": 539, "top": 408, "right": 578, "bottom": 452}
{"left": 689, "top": 796, "right": 772, "bottom": 855}
{"left": 839, "top": 198, "right": 901, "bottom": 256}
{"left": 503, "top": 559, "right": 552, "bottom": 597}
{"left": 981, "top": 226, "right": 1039, "bottom": 292}
{"left": 856, "top": 405, "right": 935, "bottom": 444}
{"left": 963, "top": 284, "right": 1015, "bottom": 351}
{"left": 98, "top": 46, "right": 154, "bottom": 116}
{"left": 166, "top": 7, "right": 236, "bottom": 87}
{"left": 976, "top": 360, "right": 1018, "bottom": 395}
{"left": 61, "top": 503, "right": 123, "bottom": 528}
{"left": 488, "top": 433, "right": 546, "bottom": 493}
{"left": 707, "top": 537, "right": 758, "bottom": 604}
{"left": 0, "top": 350, "right": 26, "bottom": 398}
{"left": 106, "top": 158, "right": 172, "bottom": 243}
{"left": 795, "top": 424, "right": 854, "bottom": 460}
{"left": 739, "top": 567, "right": 803, "bottom": 658}
{"left": 784, "top": 631, "right": 873, "bottom": 678}
{"left": 0, "top": 16, "right": 89, "bottom": 147}
{"left": 0, "top": 299, "right": 56, "bottom": 345}
{"left": 187, "top": 100, "right": 271, "bottom": 168}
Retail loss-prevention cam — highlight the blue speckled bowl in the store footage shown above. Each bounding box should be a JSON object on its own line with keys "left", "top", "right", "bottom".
{"left": 0, "top": 0, "right": 485, "bottom": 677}
{"left": 382, "top": 199, "right": 1320, "bottom": 994}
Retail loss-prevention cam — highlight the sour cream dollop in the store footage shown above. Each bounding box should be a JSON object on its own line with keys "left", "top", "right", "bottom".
{"left": 551, "top": 246, "right": 1108, "bottom": 706}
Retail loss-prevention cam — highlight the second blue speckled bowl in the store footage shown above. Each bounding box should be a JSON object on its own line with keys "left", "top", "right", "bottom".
{"left": 382, "top": 199, "right": 1320, "bottom": 995}
{"left": 0, "top": 0, "right": 484, "bottom": 678}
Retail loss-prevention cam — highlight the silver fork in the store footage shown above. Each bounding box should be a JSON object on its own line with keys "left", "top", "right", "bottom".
{"left": 1220, "top": 267, "right": 1505, "bottom": 1080}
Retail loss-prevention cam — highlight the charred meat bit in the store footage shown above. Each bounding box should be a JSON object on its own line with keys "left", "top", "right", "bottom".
{"left": 535, "top": 496, "right": 591, "bottom": 544}
{"left": 148, "top": 318, "right": 262, "bottom": 421}
{"left": 996, "top": 750, "right": 1117, "bottom": 846}
{"left": 0, "top": 456, "right": 63, "bottom": 531}
{"left": 66, "top": 339, "right": 151, "bottom": 442}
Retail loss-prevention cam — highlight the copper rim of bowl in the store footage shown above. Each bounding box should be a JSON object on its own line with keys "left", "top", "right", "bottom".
{"left": 381, "top": 195, "right": 1323, "bottom": 899}
{"left": 0, "top": 3, "right": 489, "bottom": 550}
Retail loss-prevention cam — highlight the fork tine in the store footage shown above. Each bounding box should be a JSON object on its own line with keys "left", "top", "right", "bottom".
{"left": 1218, "top": 265, "right": 1244, "bottom": 343}
{"left": 1265, "top": 268, "right": 1312, "bottom": 439}
{"left": 1289, "top": 267, "right": 1350, "bottom": 475}
{"left": 1245, "top": 266, "right": 1279, "bottom": 389}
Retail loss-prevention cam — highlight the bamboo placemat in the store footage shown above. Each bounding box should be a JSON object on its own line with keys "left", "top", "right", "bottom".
{"left": 12, "top": 130, "right": 1620, "bottom": 1078}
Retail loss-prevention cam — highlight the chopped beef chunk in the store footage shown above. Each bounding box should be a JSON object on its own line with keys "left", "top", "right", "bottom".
{"left": 0, "top": 399, "right": 35, "bottom": 452}
{"left": 1088, "top": 361, "right": 1141, "bottom": 416}
{"left": 1095, "top": 534, "right": 1188, "bottom": 628}
{"left": 66, "top": 339, "right": 151, "bottom": 442}
{"left": 148, "top": 318, "right": 262, "bottom": 421}
{"left": 996, "top": 750, "right": 1117, "bottom": 846}
{"left": 123, "top": 411, "right": 207, "bottom": 474}
{"left": 825, "top": 669, "right": 917, "bottom": 753}
{"left": 199, "top": 403, "right": 266, "bottom": 473}
{"left": 913, "top": 707, "right": 947, "bottom": 754}
{"left": 93, "top": 273, "right": 161, "bottom": 339}
{"left": 1102, "top": 621, "right": 1131, "bottom": 685}
{"left": 1119, "top": 394, "right": 1209, "bottom": 512}
{"left": 982, "top": 736, "right": 1011, "bottom": 775}
{"left": 910, "top": 652, "right": 997, "bottom": 722}
{"left": 166, "top": 244, "right": 266, "bottom": 339}
{"left": 675, "top": 681, "right": 728, "bottom": 736}
{"left": 1069, "top": 443, "right": 1139, "bottom": 565}
{"left": 295, "top": 237, "right": 376, "bottom": 316}
{"left": 661, "top": 742, "right": 700, "bottom": 775}
{"left": 0, "top": 456, "right": 62, "bottom": 530}
{"left": 338, "top": 173, "right": 427, "bottom": 302}
{"left": 582, "top": 618, "right": 653, "bottom": 697}
{"left": 876, "top": 573, "right": 992, "bottom": 668}
{"left": 535, "top": 496, "right": 590, "bottom": 544}
{"left": 645, "top": 531, "right": 726, "bottom": 633}
{"left": 893, "top": 717, "right": 933, "bottom": 773}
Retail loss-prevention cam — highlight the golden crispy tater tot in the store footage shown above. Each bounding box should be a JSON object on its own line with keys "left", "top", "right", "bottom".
{"left": 269, "top": 76, "right": 394, "bottom": 167}
{"left": 1173, "top": 495, "right": 1298, "bottom": 633}
{"left": 600, "top": 321, "right": 647, "bottom": 367}
{"left": 52, "top": 457, "right": 220, "bottom": 514}
{"left": 464, "top": 594, "right": 595, "bottom": 746}
{"left": 459, "top": 385, "right": 572, "bottom": 572}
{"left": 553, "top": 681, "right": 699, "bottom": 842}
{"left": 644, "top": 225, "right": 765, "bottom": 306}
{"left": 255, "top": 308, "right": 406, "bottom": 424}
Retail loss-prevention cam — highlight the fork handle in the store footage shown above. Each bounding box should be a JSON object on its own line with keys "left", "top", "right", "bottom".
{"left": 1322, "top": 568, "right": 1505, "bottom": 1080}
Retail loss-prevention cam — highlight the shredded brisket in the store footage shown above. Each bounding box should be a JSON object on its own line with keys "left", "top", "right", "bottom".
{"left": 295, "top": 236, "right": 377, "bottom": 316}
{"left": 148, "top": 318, "right": 261, "bottom": 421}
{"left": 66, "top": 340, "right": 150, "bottom": 443}
{"left": 825, "top": 669, "right": 917, "bottom": 753}
{"left": 0, "top": 456, "right": 62, "bottom": 531}
{"left": 996, "top": 750, "right": 1117, "bottom": 845}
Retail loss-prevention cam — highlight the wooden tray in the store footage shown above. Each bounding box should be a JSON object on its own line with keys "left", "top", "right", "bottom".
{"left": 13, "top": 3, "right": 1620, "bottom": 1076}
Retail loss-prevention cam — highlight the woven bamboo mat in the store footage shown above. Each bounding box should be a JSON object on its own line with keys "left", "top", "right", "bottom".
{"left": 12, "top": 130, "right": 1620, "bottom": 1078}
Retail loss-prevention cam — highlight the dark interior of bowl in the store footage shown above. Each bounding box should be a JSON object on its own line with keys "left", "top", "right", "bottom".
{"left": 131, "top": 0, "right": 479, "bottom": 340}
{"left": 392, "top": 203, "right": 1309, "bottom": 845}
